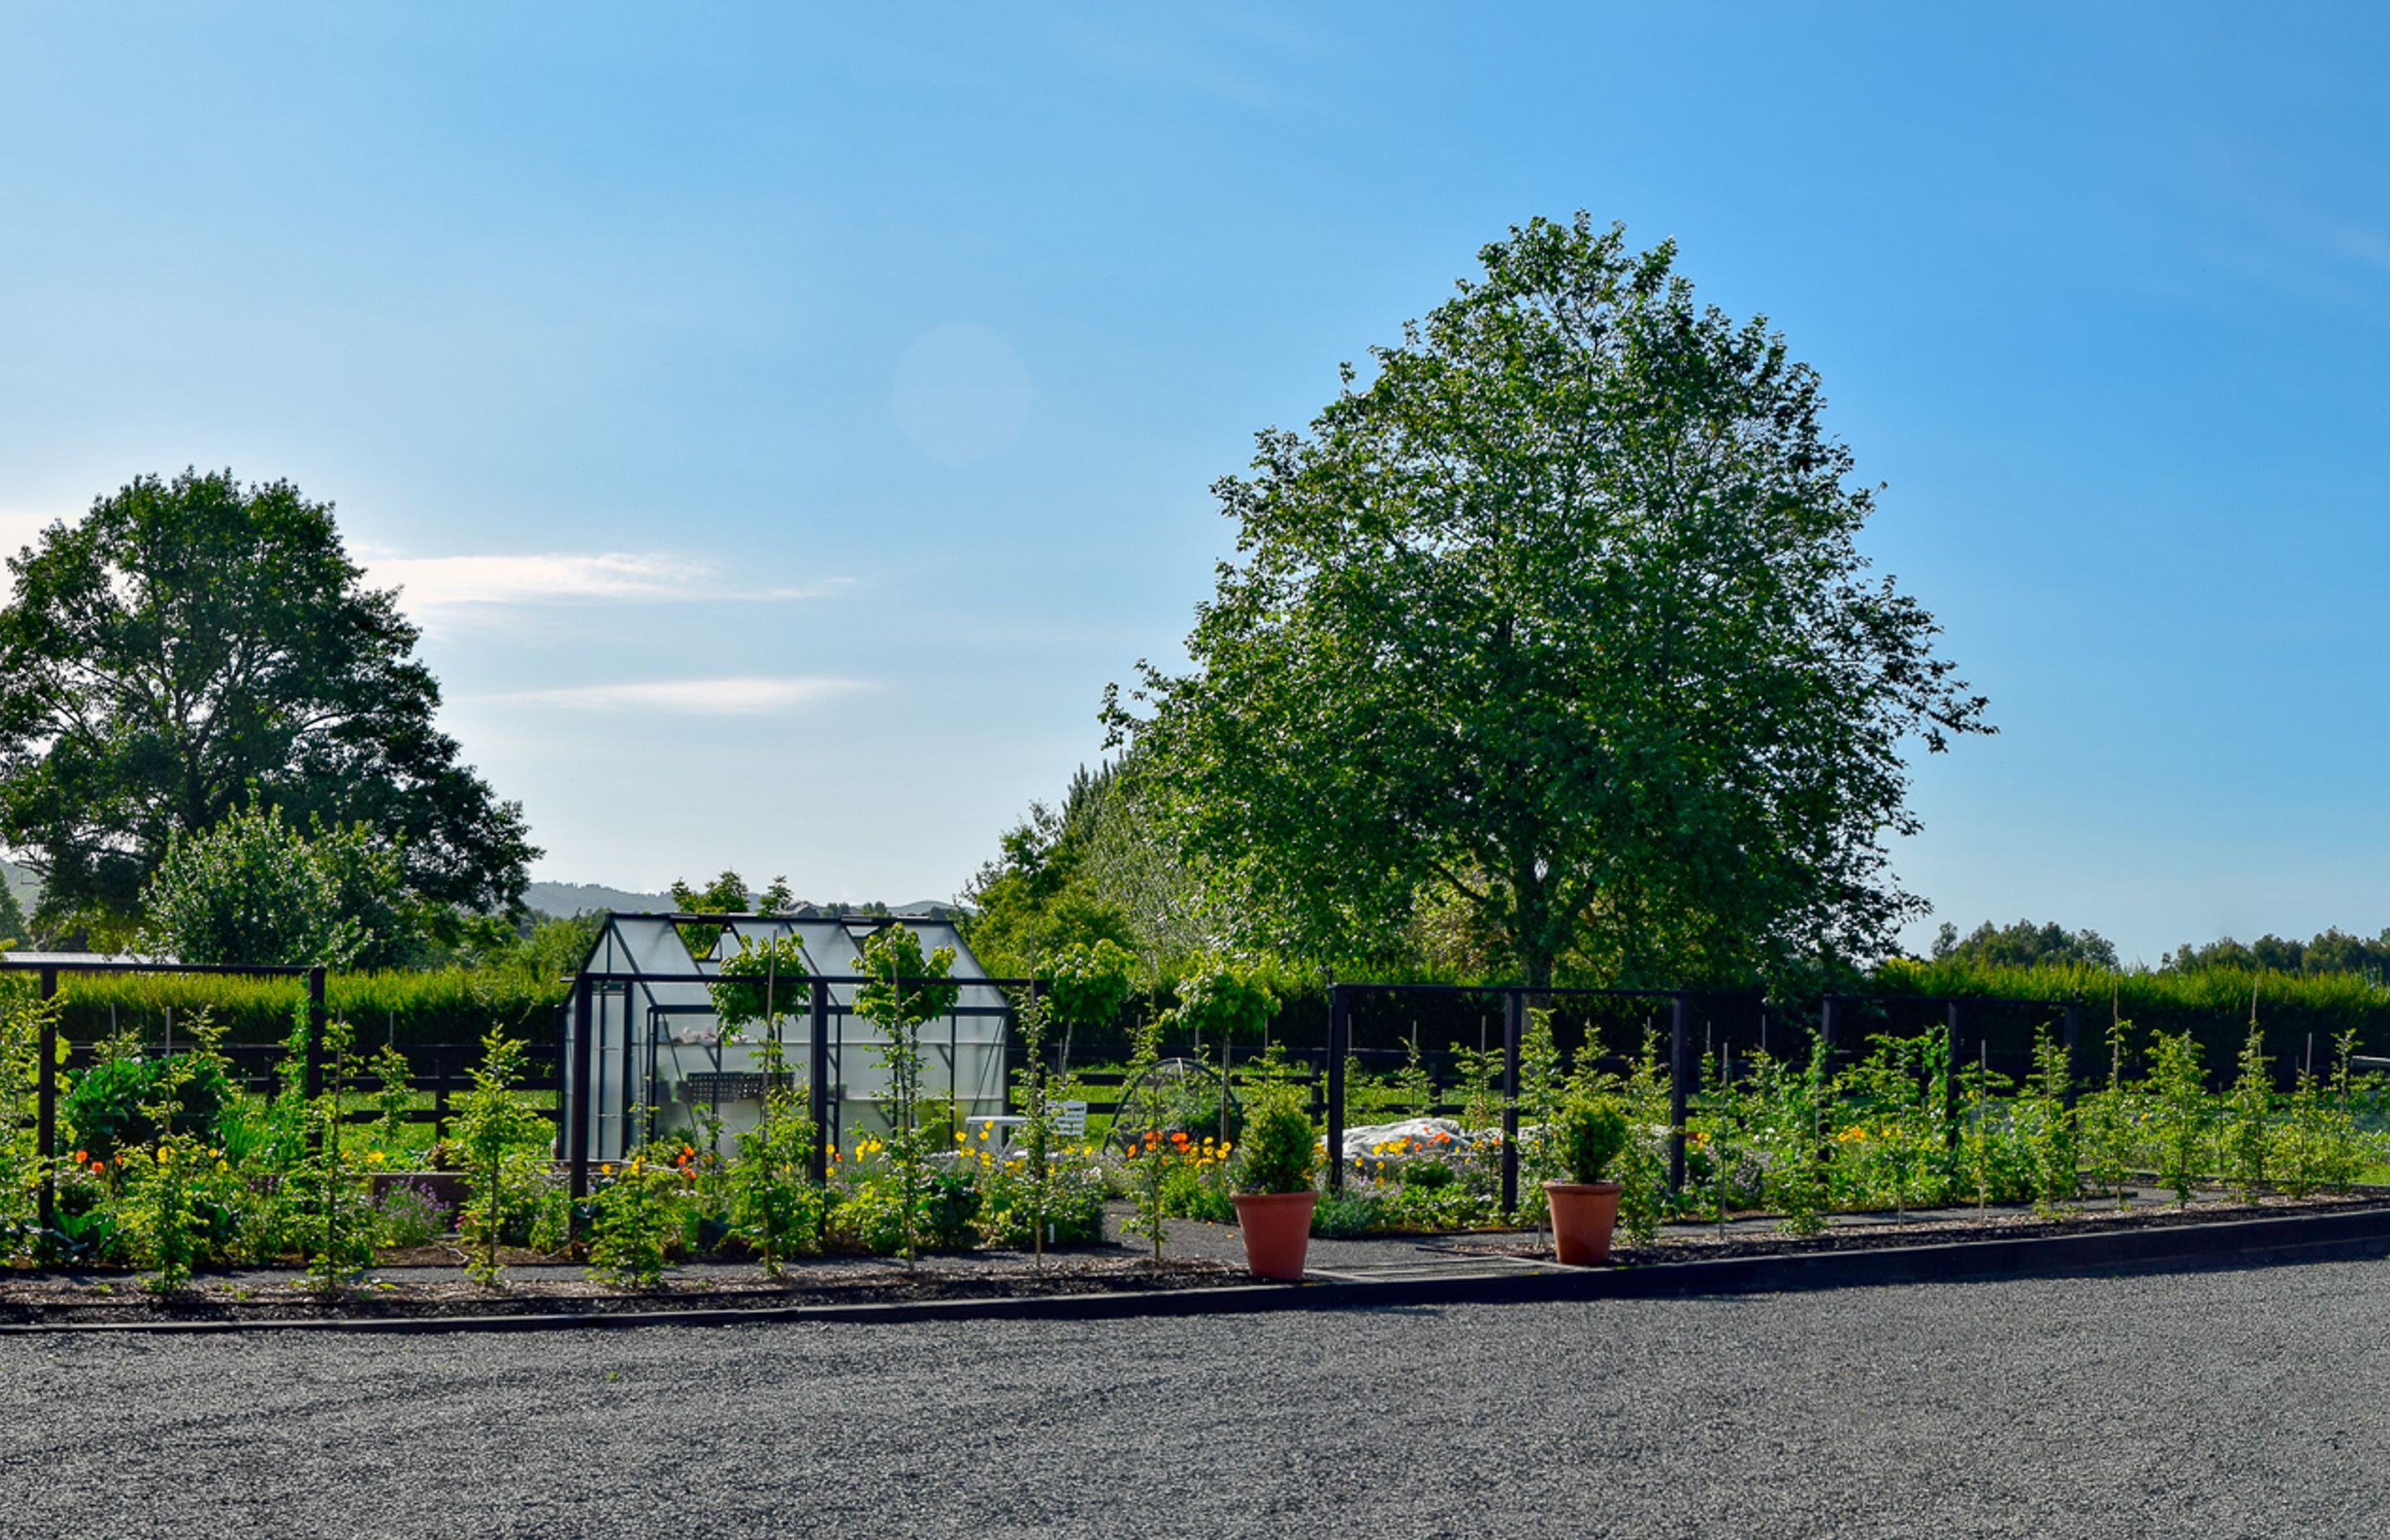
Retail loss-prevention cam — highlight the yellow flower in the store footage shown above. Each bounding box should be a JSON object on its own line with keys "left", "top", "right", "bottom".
{"left": 366, "top": 1150, "right": 384, "bottom": 1164}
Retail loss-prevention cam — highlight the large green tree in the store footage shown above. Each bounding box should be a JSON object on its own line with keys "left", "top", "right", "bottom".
{"left": 1106, "top": 217, "right": 1989, "bottom": 987}
{"left": 0, "top": 469, "right": 538, "bottom": 937}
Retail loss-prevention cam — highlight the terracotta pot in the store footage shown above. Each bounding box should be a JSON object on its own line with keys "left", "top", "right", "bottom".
{"left": 1544, "top": 1180, "right": 1623, "bottom": 1265}
{"left": 1231, "top": 1190, "right": 1319, "bottom": 1281}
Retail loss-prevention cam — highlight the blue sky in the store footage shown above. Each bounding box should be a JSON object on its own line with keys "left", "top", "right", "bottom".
{"left": 2, "top": 2, "right": 2385, "bottom": 963}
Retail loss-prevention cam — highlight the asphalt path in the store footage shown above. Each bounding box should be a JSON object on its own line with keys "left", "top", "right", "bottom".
{"left": 3, "top": 1255, "right": 2387, "bottom": 1538}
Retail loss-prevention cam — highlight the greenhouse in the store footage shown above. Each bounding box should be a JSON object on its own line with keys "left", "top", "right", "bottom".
{"left": 561, "top": 910, "right": 1009, "bottom": 1164}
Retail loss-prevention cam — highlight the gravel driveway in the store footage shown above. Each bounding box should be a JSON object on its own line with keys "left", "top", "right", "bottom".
{"left": 4, "top": 1255, "right": 2386, "bottom": 1538}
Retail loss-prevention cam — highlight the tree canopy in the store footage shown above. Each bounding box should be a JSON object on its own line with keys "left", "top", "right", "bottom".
{"left": 139, "top": 800, "right": 409, "bottom": 968}
{"left": 1931, "top": 918, "right": 2119, "bottom": 971}
{"left": 0, "top": 470, "right": 537, "bottom": 938}
{"left": 2164, "top": 928, "right": 2390, "bottom": 977}
{"left": 1106, "top": 216, "right": 1988, "bottom": 987}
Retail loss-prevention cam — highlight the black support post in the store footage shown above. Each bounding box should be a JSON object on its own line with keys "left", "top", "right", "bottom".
{"left": 1819, "top": 994, "right": 1837, "bottom": 1055}
{"left": 1944, "top": 1001, "right": 1963, "bottom": 1146}
{"left": 304, "top": 966, "right": 326, "bottom": 1101}
{"left": 2061, "top": 1001, "right": 2083, "bottom": 1109}
{"left": 1668, "top": 992, "right": 1690, "bottom": 1192}
{"left": 808, "top": 978, "right": 831, "bottom": 1184}
{"left": 1500, "top": 990, "right": 1522, "bottom": 1214}
{"left": 36, "top": 967, "right": 57, "bottom": 1245}
{"left": 568, "top": 975, "right": 594, "bottom": 1207}
{"left": 1324, "top": 984, "right": 1349, "bottom": 1192}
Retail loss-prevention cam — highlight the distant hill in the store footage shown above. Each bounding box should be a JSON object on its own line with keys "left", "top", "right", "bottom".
{"left": 2, "top": 858, "right": 37, "bottom": 911}
{"left": 523, "top": 880, "right": 671, "bottom": 917}
{"left": 524, "top": 880, "right": 961, "bottom": 920}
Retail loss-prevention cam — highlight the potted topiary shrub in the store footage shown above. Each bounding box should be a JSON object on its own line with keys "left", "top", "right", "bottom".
{"left": 1545, "top": 1096, "right": 1631, "bottom": 1265}
{"left": 1228, "top": 1084, "right": 1318, "bottom": 1280}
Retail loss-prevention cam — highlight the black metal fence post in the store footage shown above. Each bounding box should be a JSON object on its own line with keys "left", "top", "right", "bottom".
{"left": 2061, "top": 1001, "right": 2083, "bottom": 1109}
{"left": 36, "top": 967, "right": 57, "bottom": 1244}
{"left": 1819, "top": 994, "right": 1837, "bottom": 1055}
{"left": 430, "top": 1046, "right": 450, "bottom": 1143}
{"left": 807, "top": 977, "right": 831, "bottom": 1184}
{"left": 1500, "top": 989, "right": 1521, "bottom": 1214}
{"left": 568, "top": 975, "right": 594, "bottom": 1210}
{"left": 1668, "top": 992, "right": 1690, "bottom": 1192}
{"left": 1944, "top": 1000, "right": 1963, "bottom": 1146}
{"left": 304, "top": 966, "right": 326, "bottom": 1101}
{"left": 1324, "top": 984, "right": 1349, "bottom": 1192}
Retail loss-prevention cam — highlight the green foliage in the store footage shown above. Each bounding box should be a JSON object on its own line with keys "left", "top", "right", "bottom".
{"left": 669, "top": 870, "right": 792, "bottom": 958}
{"left": 0, "top": 880, "right": 27, "bottom": 949}
{"left": 1007, "top": 985, "right": 1066, "bottom": 1265}
{"left": 587, "top": 1152, "right": 685, "bottom": 1288}
{"left": 2222, "top": 1022, "right": 2273, "bottom": 1202}
{"left": 1549, "top": 1098, "right": 1630, "bottom": 1186}
{"left": 139, "top": 799, "right": 414, "bottom": 968}
{"left": 4, "top": 966, "right": 563, "bottom": 1054}
{"left": 960, "top": 760, "right": 1202, "bottom": 983}
{"left": 1310, "top": 1189, "right": 1381, "bottom": 1239}
{"left": 0, "top": 467, "right": 535, "bottom": 937}
{"left": 725, "top": 1032, "right": 822, "bottom": 1274}
{"left": 115, "top": 1021, "right": 244, "bottom": 1293}
{"left": 1875, "top": 958, "right": 2390, "bottom": 1084}
{"left": 1832, "top": 1031, "right": 1955, "bottom": 1220}
{"left": 1117, "top": 1011, "right": 1172, "bottom": 1263}
{"left": 1105, "top": 214, "right": 1988, "bottom": 987}
{"left": 2148, "top": 1031, "right": 2210, "bottom": 1204}
{"left": 2017, "top": 1026, "right": 2079, "bottom": 1216}
{"left": 851, "top": 924, "right": 959, "bottom": 1263}
{"left": 1039, "top": 938, "right": 1138, "bottom": 1031}
{"left": 372, "top": 1181, "right": 451, "bottom": 1249}
{"left": 973, "top": 1134, "right": 1110, "bottom": 1249}
{"left": 2076, "top": 1011, "right": 2138, "bottom": 1208}
{"left": 62, "top": 1049, "right": 232, "bottom": 1163}
{"left": 0, "top": 992, "right": 50, "bottom": 1256}
{"left": 451, "top": 1028, "right": 552, "bottom": 1285}
{"left": 1232, "top": 1084, "right": 1316, "bottom": 1195}
{"left": 710, "top": 933, "right": 811, "bottom": 1038}
{"left": 291, "top": 1013, "right": 374, "bottom": 1297}
{"left": 1933, "top": 919, "right": 2119, "bottom": 970}
{"left": 2167, "top": 927, "right": 2390, "bottom": 977}
{"left": 1745, "top": 1040, "right": 1830, "bottom": 1235}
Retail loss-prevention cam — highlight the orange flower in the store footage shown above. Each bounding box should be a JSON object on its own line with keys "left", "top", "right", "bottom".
{"left": 89, "top": 1160, "right": 105, "bottom": 1175}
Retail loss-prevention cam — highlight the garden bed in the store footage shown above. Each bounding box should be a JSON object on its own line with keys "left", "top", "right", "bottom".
{"left": 0, "top": 1248, "right": 1244, "bottom": 1327}
{"left": 1438, "top": 1189, "right": 2390, "bottom": 1265}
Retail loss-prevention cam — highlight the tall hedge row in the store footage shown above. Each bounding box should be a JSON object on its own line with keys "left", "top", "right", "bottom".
{"left": 1869, "top": 959, "right": 2390, "bottom": 1084}
{"left": 0, "top": 967, "right": 567, "bottom": 1050}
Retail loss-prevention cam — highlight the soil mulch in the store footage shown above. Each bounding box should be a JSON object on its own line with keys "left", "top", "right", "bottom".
{"left": 0, "top": 1249, "right": 1243, "bottom": 1327}
{"left": 1432, "top": 1191, "right": 2390, "bottom": 1266}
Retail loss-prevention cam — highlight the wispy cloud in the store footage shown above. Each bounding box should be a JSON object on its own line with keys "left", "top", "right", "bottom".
{"left": 362, "top": 549, "right": 846, "bottom": 610}
{"left": 486, "top": 676, "right": 871, "bottom": 716}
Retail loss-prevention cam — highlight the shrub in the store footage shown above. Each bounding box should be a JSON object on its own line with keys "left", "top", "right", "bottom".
{"left": 1231, "top": 1085, "right": 1315, "bottom": 1195}
{"left": 1550, "top": 1097, "right": 1631, "bottom": 1185}
{"left": 587, "top": 1155, "right": 685, "bottom": 1288}
{"left": 63, "top": 1052, "right": 232, "bottom": 1163}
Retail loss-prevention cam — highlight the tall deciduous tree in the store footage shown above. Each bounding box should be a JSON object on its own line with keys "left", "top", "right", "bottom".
{"left": 0, "top": 470, "right": 537, "bottom": 936}
{"left": 1106, "top": 217, "right": 1989, "bottom": 987}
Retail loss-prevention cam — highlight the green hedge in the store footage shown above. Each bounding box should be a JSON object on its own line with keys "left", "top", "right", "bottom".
{"left": 0, "top": 966, "right": 567, "bottom": 1050}
{"left": 1869, "top": 958, "right": 2390, "bottom": 1083}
